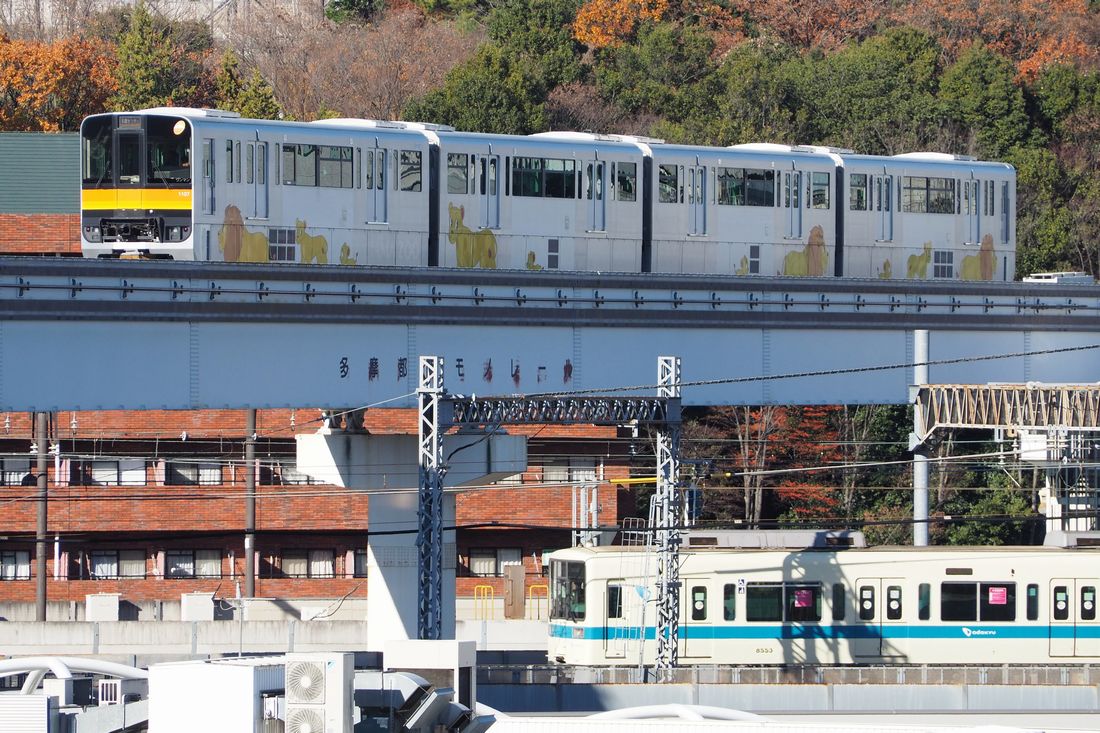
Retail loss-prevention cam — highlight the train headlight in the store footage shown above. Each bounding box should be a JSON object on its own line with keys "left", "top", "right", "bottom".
{"left": 83, "top": 226, "right": 102, "bottom": 243}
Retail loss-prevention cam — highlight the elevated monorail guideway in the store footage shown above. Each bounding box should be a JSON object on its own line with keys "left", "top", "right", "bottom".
{"left": 2, "top": 257, "right": 1100, "bottom": 411}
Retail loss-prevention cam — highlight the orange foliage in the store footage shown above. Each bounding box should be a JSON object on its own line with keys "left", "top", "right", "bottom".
{"left": 727, "top": 0, "right": 893, "bottom": 52}
{"left": 0, "top": 34, "right": 116, "bottom": 131}
{"left": 573, "top": 0, "right": 670, "bottom": 49}
{"left": 896, "top": 0, "right": 1099, "bottom": 78}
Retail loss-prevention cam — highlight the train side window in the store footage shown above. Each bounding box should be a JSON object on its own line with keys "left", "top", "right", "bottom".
{"left": 849, "top": 174, "right": 867, "bottom": 211}
{"left": 831, "top": 583, "right": 845, "bottom": 621}
{"left": 616, "top": 162, "right": 637, "bottom": 203}
{"left": 1054, "top": 586, "right": 1070, "bottom": 620}
{"left": 202, "top": 139, "right": 214, "bottom": 215}
{"left": 1026, "top": 584, "right": 1039, "bottom": 620}
{"left": 607, "top": 584, "right": 623, "bottom": 619}
{"left": 918, "top": 583, "right": 931, "bottom": 620}
{"left": 399, "top": 150, "right": 421, "bottom": 191}
{"left": 858, "top": 585, "right": 875, "bottom": 621}
{"left": 1082, "top": 586, "right": 1096, "bottom": 621}
{"left": 980, "top": 582, "right": 1016, "bottom": 621}
{"left": 746, "top": 583, "right": 782, "bottom": 621}
{"left": 812, "top": 172, "right": 830, "bottom": 209}
{"left": 235, "top": 141, "right": 241, "bottom": 183}
{"left": 226, "top": 140, "right": 233, "bottom": 183}
{"left": 723, "top": 584, "right": 736, "bottom": 621}
{"left": 257, "top": 143, "right": 266, "bottom": 186}
{"left": 941, "top": 582, "right": 977, "bottom": 621}
{"left": 658, "top": 164, "right": 678, "bottom": 204}
{"left": 363, "top": 151, "right": 373, "bottom": 190}
{"left": 246, "top": 144, "right": 254, "bottom": 185}
{"left": 886, "top": 585, "right": 902, "bottom": 620}
{"left": 691, "top": 586, "right": 707, "bottom": 621}
{"left": 448, "top": 153, "right": 468, "bottom": 194}
{"left": 377, "top": 150, "right": 385, "bottom": 190}
{"left": 787, "top": 583, "right": 821, "bottom": 622}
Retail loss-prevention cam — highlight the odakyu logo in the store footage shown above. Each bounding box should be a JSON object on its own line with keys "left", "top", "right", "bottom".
{"left": 961, "top": 627, "right": 997, "bottom": 637}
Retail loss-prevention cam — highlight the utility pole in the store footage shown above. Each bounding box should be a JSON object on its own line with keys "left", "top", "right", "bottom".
{"left": 245, "top": 409, "right": 256, "bottom": 598}
{"left": 35, "top": 412, "right": 48, "bottom": 622}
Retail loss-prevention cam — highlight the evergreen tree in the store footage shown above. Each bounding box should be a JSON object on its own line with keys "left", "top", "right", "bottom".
{"left": 215, "top": 50, "right": 280, "bottom": 119}
{"left": 110, "top": 2, "right": 178, "bottom": 110}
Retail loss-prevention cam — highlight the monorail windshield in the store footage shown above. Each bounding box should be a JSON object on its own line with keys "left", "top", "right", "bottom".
{"left": 81, "top": 115, "right": 191, "bottom": 189}
{"left": 550, "top": 559, "right": 586, "bottom": 621}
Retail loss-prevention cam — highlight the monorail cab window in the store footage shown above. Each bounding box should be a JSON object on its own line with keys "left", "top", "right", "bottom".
{"left": 82, "top": 116, "right": 113, "bottom": 188}
{"left": 146, "top": 117, "right": 192, "bottom": 188}
{"left": 550, "top": 559, "right": 585, "bottom": 621}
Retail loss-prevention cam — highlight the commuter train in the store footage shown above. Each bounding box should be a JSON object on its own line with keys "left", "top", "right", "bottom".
{"left": 547, "top": 542, "right": 1100, "bottom": 666}
{"left": 80, "top": 108, "right": 1016, "bottom": 281}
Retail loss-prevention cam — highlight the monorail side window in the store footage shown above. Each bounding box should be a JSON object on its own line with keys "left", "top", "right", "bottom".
{"left": 886, "top": 585, "right": 902, "bottom": 620}
{"left": 717, "top": 167, "right": 745, "bottom": 206}
{"left": 321, "top": 146, "right": 354, "bottom": 188}
{"left": 746, "top": 583, "right": 783, "bottom": 621}
{"left": 940, "top": 582, "right": 978, "bottom": 621}
{"left": 849, "top": 174, "right": 868, "bottom": 210}
{"left": 1082, "top": 586, "right": 1096, "bottom": 621}
{"left": 448, "top": 153, "right": 469, "bottom": 194}
{"left": 550, "top": 560, "right": 585, "bottom": 621}
{"left": 918, "top": 583, "right": 931, "bottom": 620}
{"left": 512, "top": 157, "right": 543, "bottom": 197}
{"left": 1054, "top": 586, "right": 1069, "bottom": 620}
{"left": 607, "top": 584, "right": 623, "bottom": 619}
{"left": 546, "top": 159, "right": 575, "bottom": 199}
{"left": 745, "top": 169, "right": 774, "bottom": 207}
{"left": 398, "top": 150, "right": 421, "bottom": 191}
{"left": 831, "top": 583, "right": 845, "bottom": 621}
{"left": 1026, "top": 584, "right": 1039, "bottom": 620}
{"left": 787, "top": 584, "right": 822, "bottom": 622}
{"left": 723, "top": 584, "right": 736, "bottom": 620}
{"left": 691, "top": 586, "right": 708, "bottom": 621}
{"left": 811, "top": 172, "right": 829, "bottom": 209}
{"left": 980, "top": 583, "right": 1016, "bottom": 621}
{"left": 616, "top": 162, "right": 637, "bottom": 202}
{"left": 658, "top": 164, "right": 678, "bottom": 203}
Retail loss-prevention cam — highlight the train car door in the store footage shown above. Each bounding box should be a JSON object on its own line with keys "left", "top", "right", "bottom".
{"left": 689, "top": 164, "right": 706, "bottom": 236}
{"left": 604, "top": 580, "right": 637, "bottom": 660}
{"left": 873, "top": 171, "right": 893, "bottom": 242}
{"left": 1049, "top": 579, "right": 1100, "bottom": 657}
{"left": 585, "top": 158, "right": 606, "bottom": 232}
{"left": 478, "top": 154, "right": 500, "bottom": 229}
{"left": 365, "top": 143, "right": 387, "bottom": 224}
{"left": 852, "top": 578, "right": 906, "bottom": 660}
{"left": 250, "top": 138, "right": 268, "bottom": 219}
{"left": 784, "top": 168, "right": 803, "bottom": 239}
{"left": 967, "top": 175, "right": 980, "bottom": 244}
{"left": 679, "top": 581, "right": 713, "bottom": 660}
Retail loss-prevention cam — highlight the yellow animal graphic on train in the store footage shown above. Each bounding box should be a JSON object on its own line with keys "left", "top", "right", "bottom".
{"left": 781, "top": 225, "right": 828, "bottom": 277}
{"left": 878, "top": 260, "right": 893, "bottom": 279}
{"left": 960, "top": 234, "right": 995, "bottom": 281}
{"left": 907, "top": 243, "right": 932, "bottom": 279}
{"left": 218, "top": 204, "right": 269, "bottom": 263}
{"left": 296, "top": 219, "right": 328, "bottom": 264}
{"left": 339, "top": 243, "right": 358, "bottom": 265}
{"left": 448, "top": 203, "right": 497, "bottom": 268}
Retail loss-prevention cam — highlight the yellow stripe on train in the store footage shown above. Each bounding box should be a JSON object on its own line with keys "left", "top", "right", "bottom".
{"left": 82, "top": 189, "right": 193, "bottom": 211}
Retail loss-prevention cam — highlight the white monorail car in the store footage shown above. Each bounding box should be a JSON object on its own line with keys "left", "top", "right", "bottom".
{"left": 80, "top": 108, "right": 1016, "bottom": 282}
{"left": 547, "top": 544, "right": 1100, "bottom": 666}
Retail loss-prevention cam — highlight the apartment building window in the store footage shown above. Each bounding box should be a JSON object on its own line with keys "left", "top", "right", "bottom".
{"left": 0, "top": 456, "right": 31, "bottom": 485}
{"left": 0, "top": 551, "right": 30, "bottom": 580}
{"left": 468, "top": 548, "right": 522, "bottom": 577}
{"left": 90, "top": 550, "right": 146, "bottom": 579}
{"left": 167, "top": 461, "right": 222, "bottom": 486}
{"left": 353, "top": 549, "right": 369, "bottom": 578}
{"left": 166, "top": 549, "right": 221, "bottom": 578}
{"left": 278, "top": 463, "right": 317, "bottom": 485}
{"left": 70, "top": 459, "right": 146, "bottom": 486}
{"left": 281, "top": 550, "right": 335, "bottom": 578}
{"left": 543, "top": 457, "right": 597, "bottom": 483}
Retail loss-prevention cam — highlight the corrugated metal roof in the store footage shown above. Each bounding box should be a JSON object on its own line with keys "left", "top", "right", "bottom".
{"left": 0, "top": 133, "right": 79, "bottom": 214}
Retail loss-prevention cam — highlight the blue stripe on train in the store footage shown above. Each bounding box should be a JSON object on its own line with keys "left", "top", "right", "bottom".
{"left": 548, "top": 622, "right": 1100, "bottom": 641}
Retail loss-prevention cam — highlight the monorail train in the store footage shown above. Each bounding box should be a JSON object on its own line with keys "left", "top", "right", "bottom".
{"left": 80, "top": 108, "right": 1016, "bottom": 281}
{"left": 547, "top": 543, "right": 1100, "bottom": 666}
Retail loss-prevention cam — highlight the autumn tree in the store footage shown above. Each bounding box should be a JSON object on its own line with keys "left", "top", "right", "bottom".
{"left": 726, "top": 0, "right": 893, "bottom": 52}
{"left": 573, "top": 0, "right": 669, "bottom": 49}
{"left": 0, "top": 33, "right": 116, "bottom": 131}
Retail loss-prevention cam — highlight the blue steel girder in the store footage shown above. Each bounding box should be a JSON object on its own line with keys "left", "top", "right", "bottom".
{"left": 2, "top": 259, "right": 1100, "bottom": 412}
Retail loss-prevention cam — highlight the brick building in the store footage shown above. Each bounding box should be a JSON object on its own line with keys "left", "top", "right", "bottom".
{"left": 0, "top": 132, "right": 636, "bottom": 614}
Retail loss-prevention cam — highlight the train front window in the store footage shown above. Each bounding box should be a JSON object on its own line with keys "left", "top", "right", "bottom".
{"left": 550, "top": 559, "right": 585, "bottom": 621}
{"left": 146, "top": 117, "right": 192, "bottom": 188}
{"left": 118, "top": 133, "right": 141, "bottom": 186}
{"left": 81, "top": 117, "right": 113, "bottom": 187}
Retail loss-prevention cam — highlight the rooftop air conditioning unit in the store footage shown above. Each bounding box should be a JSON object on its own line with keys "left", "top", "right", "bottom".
{"left": 285, "top": 652, "right": 353, "bottom": 733}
